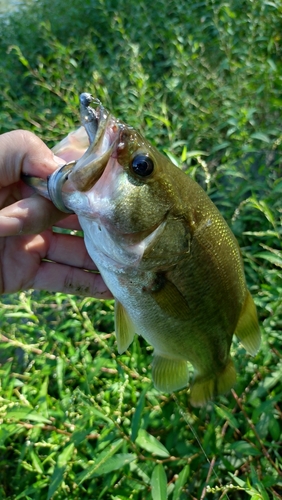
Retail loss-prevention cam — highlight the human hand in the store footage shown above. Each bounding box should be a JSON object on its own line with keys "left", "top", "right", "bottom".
{"left": 0, "top": 130, "right": 111, "bottom": 298}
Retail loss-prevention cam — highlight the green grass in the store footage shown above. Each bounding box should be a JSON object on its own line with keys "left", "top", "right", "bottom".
{"left": 0, "top": 0, "right": 281, "bottom": 498}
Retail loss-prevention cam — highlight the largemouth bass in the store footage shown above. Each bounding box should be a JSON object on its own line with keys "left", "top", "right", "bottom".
{"left": 25, "top": 93, "right": 261, "bottom": 406}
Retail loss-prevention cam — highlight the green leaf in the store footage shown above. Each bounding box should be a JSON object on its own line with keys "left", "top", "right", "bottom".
{"left": 246, "top": 198, "right": 276, "bottom": 227}
{"left": 136, "top": 429, "right": 170, "bottom": 458}
{"left": 14, "top": 480, "right": 49, "bottom": 500}
{"left": 151, "top": 464, "right": 167, "bottom": 500}
{"left": 5, "top": 406, "right": 51, "bottom": 424}
{"left": 87, "top": 407, "right": 113, "bottom": 424}
{"left": 47, "top": 443, "right": 75, "bottom": 500}
{"left": 85, "top": 453, "right": 136, "bottom": 477}
{"left": 112, "top": 497, "right": 132, "bottom": 500}
{"left": 164, "top": 151, "right": 181, "bottom": 167}
{"left": 250, "top": 132, "right": 271, "bottom": 143}
{"left": 250, "top": 465, "right": 270, "bottom": 500}
{"left": 228, "top": 441, "right": 260, "bottom": 456}
{"left": 130, "top": 461, "right": 150, "bottom": 484}
{"left": 76, "top": 439, "right": 124, "bottom": 484}
{"left": 228, "top": 473, "right": 246, "bottom": 488}
{"left": 215, "top": 405, "right": 239, "bottom": 430}
{"left": 0, "top": 423, "right": 21, "bottom": 446}
{"left": 37, "top": 376, "right": 49, "bottom": 418}
{"left": 210, "top": 141, "right": 230, "bottom": 153}
{"left": 254, "top": 252, "right": 282, "bottom": 268}
{"left": 268, "top": 416, "right": 281, "bottom": 441}
{"left": 30, "top": 450, "right": 44, "bottom": 474}
{"left": 131, "top": 388, "right": 146, "bottom": 442}
{"left": 69, "top": 428, "right": 90, "bottom": 447}
{"left": 172, "top": 465, "right": 190, "bottom": 500}
{"left": 146, "top": 112, "right": 171, "bottom": 128}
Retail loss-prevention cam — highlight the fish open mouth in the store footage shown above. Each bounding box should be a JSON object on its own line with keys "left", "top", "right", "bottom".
{"left": 48, "top": 93, "right": 121, "bottom": 212}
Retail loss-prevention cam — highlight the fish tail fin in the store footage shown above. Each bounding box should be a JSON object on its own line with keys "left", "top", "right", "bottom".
{"left": 152, "top": 354, "right": 189, "bottom": 392}
{"left": 235, "top": 290, "right": 261, "bottom": 355}
{"left": 190, "top": 358, "right": 236, "bottom": 407}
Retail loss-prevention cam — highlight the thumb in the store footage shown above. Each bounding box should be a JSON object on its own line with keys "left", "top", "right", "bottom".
{"left": 0, "top": 129, "right": 67, "bottom": 235}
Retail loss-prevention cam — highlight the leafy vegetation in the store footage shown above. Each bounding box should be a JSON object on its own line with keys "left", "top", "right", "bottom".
{"left": 0, "top": 0, "right": 281, "bottom": 498}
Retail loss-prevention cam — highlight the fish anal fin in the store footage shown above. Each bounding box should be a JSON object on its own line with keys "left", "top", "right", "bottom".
{"left": 235, "top": 290, "right": 261, "bottom": 355}
{"left": 151, "top": 278, "right": 190, "bottom": 321}
{"left": 152, "top": 354, "right": 189, "bottom": 392}
{"left": 114, "top": 300, "right": 136, "bottom": 354}
{"left": 190, "top": 358, "right": 236, "bottom": 407}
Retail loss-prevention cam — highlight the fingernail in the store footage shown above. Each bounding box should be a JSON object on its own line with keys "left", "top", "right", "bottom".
{"left": 53, "top": 154, "right": 67, "bottom": 166}
{"left": 0, "top": 216, "right": 23, "bottom": 236}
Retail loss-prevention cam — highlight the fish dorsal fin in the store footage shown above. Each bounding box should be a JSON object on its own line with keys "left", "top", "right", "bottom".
{"left": 114, "top": 300, "right": 136, "bottom": 354}
{"left": 151, "top": 278, "right": 190, "bottom": 321}
{"left": 190, "top": 358, "right": 236, "bottom": 407}
{"left": 152, "top": 354, "right": 189, "bottom": 392}
{"left": 235, "top": 290, "right": 261, "bottom": 355}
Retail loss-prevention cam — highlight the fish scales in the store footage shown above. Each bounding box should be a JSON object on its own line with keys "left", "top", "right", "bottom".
{"left": 24, "top": 94, "right": 261, "bottom": 406}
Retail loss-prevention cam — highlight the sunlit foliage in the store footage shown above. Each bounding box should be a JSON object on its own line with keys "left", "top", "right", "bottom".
{"left": 0, "top": 0, "right": 281, "bottom": 498}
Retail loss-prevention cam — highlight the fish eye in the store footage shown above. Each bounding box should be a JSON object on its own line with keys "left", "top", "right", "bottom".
{"left": 131, "top": 154, "right": 154, "bottom": 177}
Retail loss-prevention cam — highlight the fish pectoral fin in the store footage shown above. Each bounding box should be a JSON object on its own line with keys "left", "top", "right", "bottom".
{"left": 152, "top": 354, "right": 189, "bottom": 392}
{"left": 114, "top": 300, "right": 136, "bottom": 354}
{"left": 190, "top": 358, "right": 236, "bottom": 407}
{"left": 235, "top": 290, "right": 261, "bottom": 355}
{"left": 151, "top": 279, "right": 190, "bottom": 321}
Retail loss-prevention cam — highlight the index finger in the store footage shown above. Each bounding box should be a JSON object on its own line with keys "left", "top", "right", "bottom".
{"left": 0, "top": 130, "right": 64, "bottom": 187}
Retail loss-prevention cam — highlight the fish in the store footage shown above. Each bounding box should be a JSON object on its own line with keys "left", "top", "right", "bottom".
{"left": 24, "top": 93, "right": 261, "bottom": 406}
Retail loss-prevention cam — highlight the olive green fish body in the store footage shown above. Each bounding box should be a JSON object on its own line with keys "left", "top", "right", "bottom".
{"left": 45, "top": 94, "right": 261, "bottom": 406}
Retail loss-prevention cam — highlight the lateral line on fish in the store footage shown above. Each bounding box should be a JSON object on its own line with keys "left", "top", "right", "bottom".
{"left": 172, "top": 393, "right": 231, "bottom": 500}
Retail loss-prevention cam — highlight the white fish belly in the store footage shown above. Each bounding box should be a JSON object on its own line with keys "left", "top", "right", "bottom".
{"left": 80, "top": 218, "right": 190, "bottom": 361}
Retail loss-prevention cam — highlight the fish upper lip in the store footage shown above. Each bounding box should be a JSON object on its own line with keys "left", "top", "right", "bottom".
{"left": 47, "top": 94, "right": 121, "bottom": 210}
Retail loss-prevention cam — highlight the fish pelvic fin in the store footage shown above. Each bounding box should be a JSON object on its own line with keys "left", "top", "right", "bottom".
{"left": 190, "top": 358, "right": 236, "bottom": 407}
{"left": 235, "top": 290, "right": 261, "bottom": 356}
{"left": 114, "top": 300, "right": 136, "bottom": 354}
{"left": 151, "top": 279, "right": 190, "bottom": 321}
{"left": 152, "top": 354, "right": 189, "bottom": 392}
